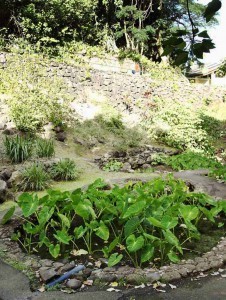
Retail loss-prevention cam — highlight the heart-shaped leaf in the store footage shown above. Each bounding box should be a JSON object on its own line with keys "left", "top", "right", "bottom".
{"left": 123, "top": 201, "right": 146, "bottom": 219}
{"left": 1, "top": 205, "right": 15, "bottom": 225}
{"left": 18, "top": 193, "right": 39, "bottom": 217}
{"left": 179, "top": 205, "right": 199, "bottom": 221}
{"left": 95, "top": 221, "right": 109, "bottom": 241}
{"left": 124, "top": 217, "right": 140, "bottom": 237}
{"left": 49, "top": 244, "right": 60, "bottom": 258}
{"left": 141, "top": 245, "right": 155, "bottom": 263}
{"left": 126, "top": 234, "right": 144, "bottom": 253}
{"left": 108, "top": 253, "right": 123, "bottom": 267}
{"left": 54, "top": 230, "right": 72, "bottom": 245}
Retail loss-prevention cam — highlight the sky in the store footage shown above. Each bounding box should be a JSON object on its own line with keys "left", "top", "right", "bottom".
{"left": 197, "top": 0, "right": 226, "bottom": 63}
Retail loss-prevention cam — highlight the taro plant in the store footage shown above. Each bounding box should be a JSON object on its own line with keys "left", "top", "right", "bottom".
{"left": 4, "top": 176, "right": 226, "bottom": 267}
{"left": 50, "top": 158, "right": 78, "bottom": 181}
{"left": 21, "top": 163, "right": 51, "bottom": 191}
{"left": 103, "top": 160, "right": 123, "bottom": 172}
{"left": 209, "top": 165, "right": 226, "bottom": 183}
{"left": 36, "top": 138, "right": 55, "bottom": 158}
{"left": 165, "top": 151, "right": 221, "bottom": 171}
{"left": 4, "top": 135, "right": 33, "bottom": 163}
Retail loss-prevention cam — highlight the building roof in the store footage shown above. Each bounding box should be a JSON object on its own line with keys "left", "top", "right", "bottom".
{"left": 186, "top": 61, "right": 223, "bottom": 77}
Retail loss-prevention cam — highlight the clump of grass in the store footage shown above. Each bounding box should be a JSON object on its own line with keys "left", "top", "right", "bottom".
{"left": 51, "top": 159, "right": 78, "bottom": 181}
{"left": 36, "top": 138, "right": 55, "bottom": 158}
{"left": 21, "top": 163, "right": 51, "bottom": 191}
{"left": 4, "top": 135, "right": 33, "bottom": 163}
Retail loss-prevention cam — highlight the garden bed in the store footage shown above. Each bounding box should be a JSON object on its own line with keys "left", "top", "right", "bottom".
{"left": 1, "top": 176, "right": 226, "bottom": 291}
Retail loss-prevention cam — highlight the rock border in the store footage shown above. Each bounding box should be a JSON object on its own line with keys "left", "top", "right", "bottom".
{"left": 0, "top": 215, "right": 226, "bottom": 290}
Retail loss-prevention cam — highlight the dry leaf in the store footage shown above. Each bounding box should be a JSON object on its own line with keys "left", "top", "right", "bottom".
{"left": 107, "top": 288, "right": 120, "bottom": 292}
{"left": 211, "top": 272, "right": 220, "bottom": 276}
{"left": 71, "top": 249, "right": 88, "bottom": 256}
{"left": 38, "top": 285, "right": 45, "bottom": 293}
{"left": 169, "top": 283, "right": 177, "bottom": 289}
{"left": 156, "top": 289, "right": 166, "bottom": 293}
{"left": 221, "top": 274, "right": 226, "bottom": 278}
{"left": 135, "top": 283, "right": 145, "bottom": 289}
{"left": 110, "top": 282, "right": 119, "bottom": 287}
{"left": 83, "top": 280, "right": 93, "bottom": 286}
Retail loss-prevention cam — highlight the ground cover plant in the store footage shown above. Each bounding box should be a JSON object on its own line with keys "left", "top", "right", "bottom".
{"left": 209, "top": 165, "right": 226, "bottom": 183}
{"left": 5, "top": 176, "right": 226, "bottom": 268}
{"left": 36, "top": 138, "right": 55, "bottom": 158}
{"left": 103, "top": 160, "right": 123, "bottom": 172}
{"left": 165, "top": 151, "right": 221, "bottom": 171}
{"left": 21, "top": 163, "right": 51, "bottom": 191}
{"left": 50, "top": 159, "right": 78, "bottom": 181}
{"left": 0, "top": 54, "right": 72, "bottom": 133}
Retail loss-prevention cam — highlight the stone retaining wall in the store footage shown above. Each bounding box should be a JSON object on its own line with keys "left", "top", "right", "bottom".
{"left": 47, "top": 63, "right": 226, "bottom": 110}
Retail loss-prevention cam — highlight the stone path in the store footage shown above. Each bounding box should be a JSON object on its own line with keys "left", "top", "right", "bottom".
{"left": 174, "top": 169, "right": 226, "bottom": 199}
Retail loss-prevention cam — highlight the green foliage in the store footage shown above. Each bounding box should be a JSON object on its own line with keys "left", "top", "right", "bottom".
{"left": 21, "top": 164, "right": 51, "bottom": 191}
{"left": 51, "top": 159, "right": 78, "bottom": 181}
{"left": 103, "top": 160, "right": 123, "bottom": 172}
{"left": 5, "top": 176, "right": 226, "bottom": 267}
{"left": 4, "top": 135, "right": 33, "bottom": 163}
{"left": 0, "top": 54, "right": 72, "bottom": 132}
{"left": 36, "top": 138, "right": 55, "bottom": 158}
{"left": 166, "top": 152, "right": 221, "bottom": 171}
{"left": 209, "top": 165, "right": 226, "bottom": 183}
{"left": 145, "top": 97, "right": 211, "bottom": 151}
{"left": 0, "top": 0, "right": 220, "bottom": 64}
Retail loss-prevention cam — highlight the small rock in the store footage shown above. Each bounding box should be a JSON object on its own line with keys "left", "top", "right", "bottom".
{"left": 39, "top": 267, "right": 57, "bottom": 283}
{"left": 161, "top": 271, "right": 181, "bottom": 282}
{"left": 55, "top": 131, "right": 66, "bottom": 142}
{"left": 53, "top": 262, "right": 64, "bottom": 270}
{"left": 83, "top": 268, "right": 92, "bottom": 277}
{"left": 145, "top": 272, "right": 161, "bottom": 283}
{"left": 121, "top": 162, "right": 132, "bottom": 172}
{"left": 58, "top": 262, "right": 75, "bottom": 273}
{"left": 40, "top": 259, "right": 53, "bottom": 268}
{"left": 95, "top": 273, "right": 117, "bottom": 283}
{"left": 66, "top": 279, "right": 82, "bottom": 290}
{"left": 126, "top": 274, "right": 146, "bottom": 285}
{"left": 0, "top": 169, "right": 12, "bottom": 181}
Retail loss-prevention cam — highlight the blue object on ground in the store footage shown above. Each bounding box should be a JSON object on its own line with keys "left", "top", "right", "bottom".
{"left": 46, "top": 264, "right": 85, "bottom": 288}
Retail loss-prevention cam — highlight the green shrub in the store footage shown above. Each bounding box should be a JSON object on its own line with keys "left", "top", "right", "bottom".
{"left": 21, "top": 163, "right": 51, "bottom": 191}
{"left": 51, "top": 158, "right": 78, "bottom": 181}
{"left": 36, "top": 138, "right": 55, "bottom": 158}
{"left": 6, "top": 176, "right": 226, "bottom": 267}
{"left": 145, "top": 98, "right": 211, "bottom": 151}
{"left": 103, "top": 160, "right": 123, "bottom": 172}
{"left": 0, "top": 54, "right": 72, "bottom": 132}
{"left": 95, "top": 115, "right": 125, "bottom": 134}
{"left": 209, "top": 165, "right": 226, "bottom": 183}
{"left": 4, "top": 135, "right": 33, "bottom": 163}
{"left": 166, "top": 152, "right": 221, "bottom": 171}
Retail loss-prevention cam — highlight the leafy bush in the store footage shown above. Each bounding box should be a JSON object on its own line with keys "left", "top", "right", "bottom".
{"left": 6, "top": 176, "right": 226, "bottom": 267}
{"left": 4, "top": 135, "right": 33, "bottom": 163}
{"left": 0, "top": 54, "right": 72, "bottom": 132}
{"left": 51, "top": 159, "right": 78, "bottom": 181}
{"left": 36, "top": 138, "right": 55, "bottom": 158}
{"left": 209, "top": 166, "right": 226, "bottom": 183}
{"left": 103, "top": 160, "right": 123, "bottom": 172}
{"left": 145, "top": 98, "right": 211, "bottom": 151}
{"left": 21, "top": 163, "right": 51, "bottom": 191}
{"left": 166, "top": 152, "right": 221, "bottom": 171}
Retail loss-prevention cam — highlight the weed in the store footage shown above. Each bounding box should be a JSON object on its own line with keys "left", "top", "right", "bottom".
{"left": 21, "top": 163, "right": 51, "bottom": 191}
{"left": 36, "top": 138, "right": 55, "bottom": 158}
{"left": 51, "top": 158, "right": 78, "bottom": 181}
